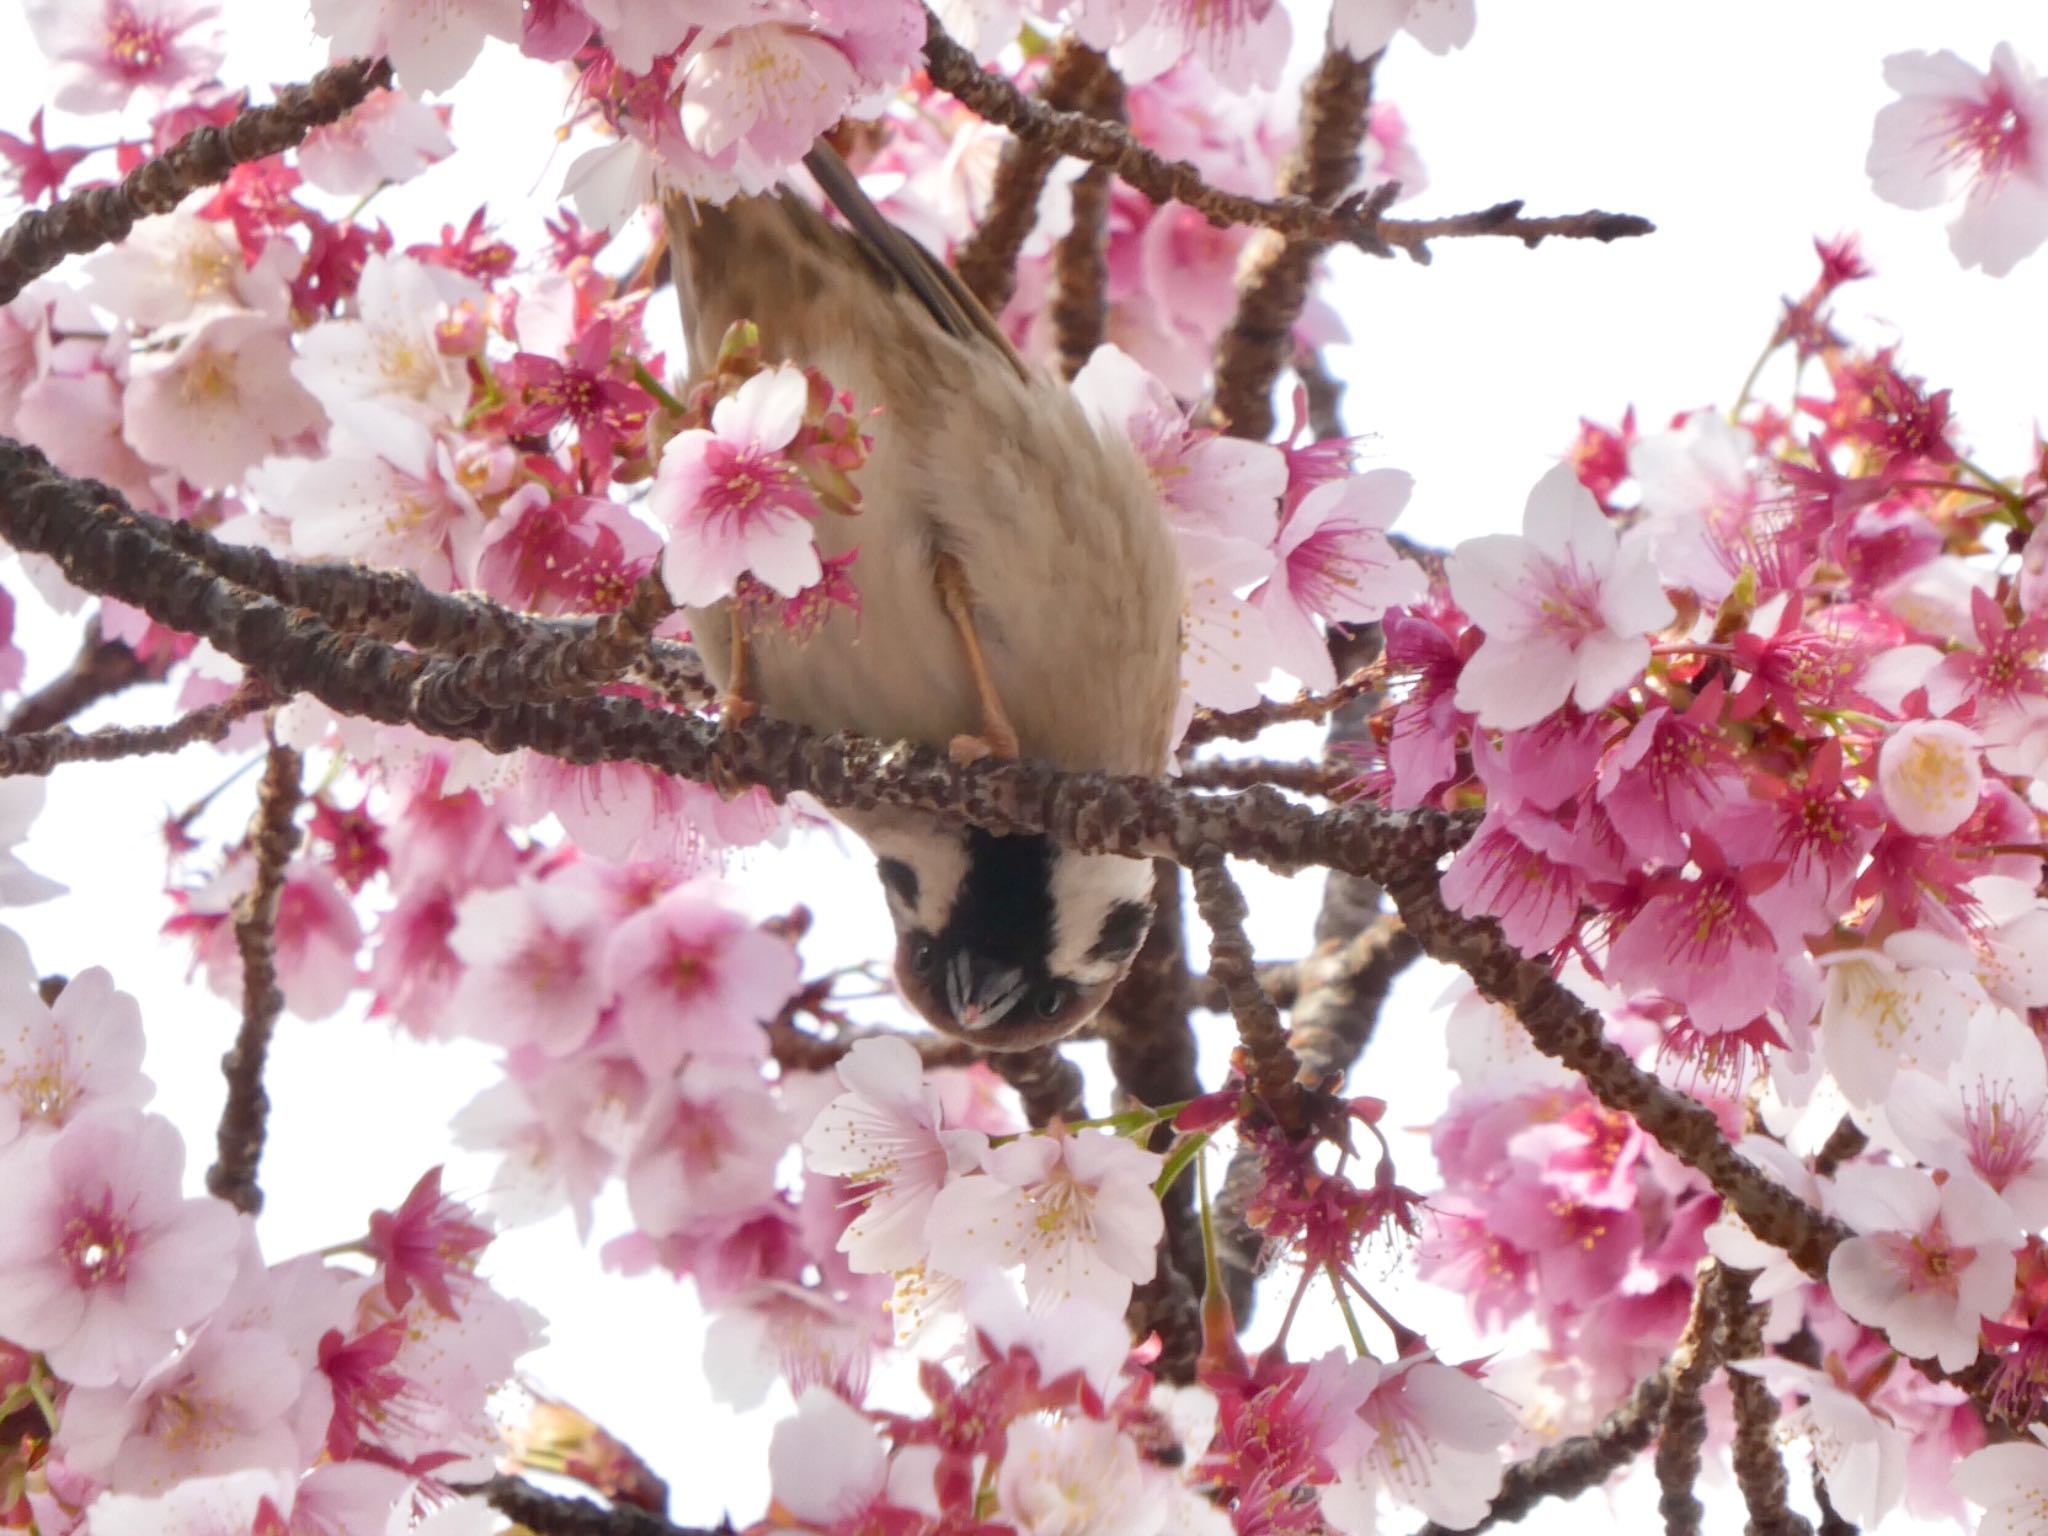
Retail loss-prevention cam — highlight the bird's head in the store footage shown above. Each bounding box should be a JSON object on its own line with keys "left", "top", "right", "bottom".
{"left": 862, "top": 821, "right": 1154, "bottom": 1050}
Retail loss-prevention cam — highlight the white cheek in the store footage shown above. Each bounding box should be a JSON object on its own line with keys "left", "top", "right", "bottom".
{"left": 1046, "top": 853, "right": 1153, "bottom": 983}
{"left": 863, "top": 827, "right": 970, "bottom": 935}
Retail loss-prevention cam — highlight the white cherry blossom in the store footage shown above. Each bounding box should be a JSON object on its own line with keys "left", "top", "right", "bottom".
{"left": 1877, "top": 717, "right": 1984, "bottom": 837}
{"left": 801, "top": 1034, "right": 989, "bottom": 1276}
{"left": 1816, "top": 930, "right": 1982, "bottom": 1109}
{"left": 1827, "top": 1163, "right": 2016, "bottom": 1372}
{"left": 925, "top": 1126, "right": 1163, "bottom": 1314}
{"left": 1888, "top": 1008, "right": 2048, "bottom": 1228}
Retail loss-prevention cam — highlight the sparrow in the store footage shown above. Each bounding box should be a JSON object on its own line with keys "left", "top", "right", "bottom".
{"left": 663, "top": 142, "right": 1183, "bottom": 1050}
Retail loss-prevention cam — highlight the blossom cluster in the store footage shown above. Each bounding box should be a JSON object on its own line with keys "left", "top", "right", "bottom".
{"left": 0, "top": 920, "right": 533, "bottom": 1533}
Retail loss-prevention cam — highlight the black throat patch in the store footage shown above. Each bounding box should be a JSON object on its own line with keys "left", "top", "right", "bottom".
{"left": 939, "top": 829, "right": 1056, "bottom": 976}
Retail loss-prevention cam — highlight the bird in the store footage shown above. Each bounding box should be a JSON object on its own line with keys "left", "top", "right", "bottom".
{"left": 662, "top": 141, "right": 1184, "bottom": 1052}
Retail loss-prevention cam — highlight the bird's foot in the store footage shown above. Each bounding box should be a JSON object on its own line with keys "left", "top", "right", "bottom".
{"left": 948, "top": 721, "right": 1020, "bottom": 766}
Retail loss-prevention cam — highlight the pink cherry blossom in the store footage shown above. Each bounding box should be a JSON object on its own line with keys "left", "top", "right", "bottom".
{"left": 1827, "top": 1163, "right": 2016, "bottom": 1371}
{"left": 1175, "top": 529, "right": 1278, "bottom": 720}
{"left": 1446, "top": 463, "right": 1675, "bottom": 730}
{"left": 926, "top": 1126, "right": 1163, "bottom": 1314}
{"left": 1253, "top": 470, "right": 1427, "bottom": 690}
{"left": 296, "top": 87, "right": 454, "bottom": 196}
{"left": 1730, "top": 1357, "right": 1907, "bottom": 1528}
{"left": 1070, "top": 0, "right": 1290, "bottom": 91}
{"left": 1604, "top": 833, "right": 1796, "bottom": 1036}
{"left": 451, "top": 1045, "right": 646, "bottom": 1237}
{"left": 703, "top": 1280, "right": 877, "bottom": 1409}
{"left": 23, "top": 0, "right": 224, "bottom": 113}
{"left": 1869, "top": 43, "right": 2048, "bottom": 276}
{"left": 123, "top": 312, "right": 323, "bottom": 488}
{"left": 0, "top": 1105, "right": 240, "bottom": 1387}
{"left": 1438, "top": 806, "right": 1586, "bottom": 957}
{"left": 308, "top": 0, "right": 525, "bottom": 95}
{"left": 83, "top": 198, "right": 294, "bottom": 329}
{"left": 83, "top": 1469, "right": 287, "bottom": 1536}
{"left": 0, "top": 949, "right": 151, "bottom": 1137}
{"left": 446, "top": 875, "right": 611, "bottom": 1056}
{"left": 678, "top": 23, "right": 863, "bottom": 169}
{"left": 801, "top": 1035, "right": 991, "bottom": 1276}
{"left": 1331, "top": 0, "right": 1477, "bottom": 60}
{"left": 55, "top": 1321, "right": 306, "bottom": 1493}
{"left": 624, "top": 1063, "right": 786, "bottom": 1237}
{"left": 1888, "top": 1008, "right": 2048, "bottom": 1228}
{"left": 1321, "top": 1354, "right": 1515, "bottom": 1534}
{"left": 1069, "top": 343, "right": 1286, "bottom": 548}
{"left": 364, "top": 1166, "right": 492, "bottom": 1319}
{"left": 599, "top": 882, "right": 798, "bottom": 1076}
{"left": 651, "top": 365, "right": 825, "bottom": 607}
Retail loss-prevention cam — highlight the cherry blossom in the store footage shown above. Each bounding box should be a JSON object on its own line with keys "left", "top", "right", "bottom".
{"left": 600, "top": 883, "right": 799, "bottom": 1076}
{"left": 83, "top": 1469, "right": 287, "bottom": 1536}
{"left": 677, "top": 22, "right": 864, "bottom": 169}
{"left": 1827, "top": 1162, "right": 2016, "bottom": 1371}
{"left": 997, "top": 1413, "right": 1171, "bottom": 1536}
{"left": 0, "top": 1105, "right": 240, "bottom": 1387}
{"left": 83, "top": 198, "right": 294, "bottom": 330}
{"left": 122, "top": 312, "right": 323, "bottom": 489}
{"left": 1869, "top": 43, "right": 2048, "bottom": 276}
{"left": 1877, "top": 716, "right": 1985, "bottom": 836}
{"left": 1888, "top": 1008, "right": 2048, "bottom": 1228}
{"left": 290, "top": 253, "right": 475, "bottom": 441}
{"left": 768, "top": 1387, "right": 889, "bottom": 1531}
{"left": 308, "top": 0, "right": 525, "bottom": 95}
{"left": 926, "top": 1126, "right": 1163, "bottom": 1314}
{"left": 1731, "top": 1357, "right": 1908, "bottom": 1528}
{"left": 1253, "top": 470, "right": 1428, "bottom": 690}
{"left": 651, "top": 365, "right": 826, "bottom": 607}
{"left": 445, "top": 875, "right": 611, "bottom": 1057}
{"left": 296, "top": 88, "right": 454, "bottom": 196}
{"left": 1816, "top": 931, "right": 1981, "bottom": 1108}
{"left": 23, "top": 0, "right": 225, "bottom": 113}
{"left": 1445, "top": 463, "right": 1675, "bottom": 730}
{"left": 1321, "top": 1354, "right": 1516, "bottom": 1534}
{"left": 1954, "top": 1425, "right": 2048, "bottom": 1536}
{"left": 624, "top": 1063, "right": 788, "bottom": 1238}
{"left": 801, "top": 1035, "right": 990, "bottom": 1276}
{"left": 1332, "top": 0, "right": 1477, "bottom": 60}
{"left": 0, "top": 950, "right": 151, "bottom": 1137}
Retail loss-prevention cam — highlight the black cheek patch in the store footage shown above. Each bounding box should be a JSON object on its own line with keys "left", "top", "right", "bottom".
{"left": 877, "top": 857, "right": 919, "bottom": 909}
{"left": 1087, "top": 899, "right": 1152, "bottom": 964}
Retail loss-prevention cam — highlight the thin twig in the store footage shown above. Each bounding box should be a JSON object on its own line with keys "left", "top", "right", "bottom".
{"left": 988, "top": 1044, "right": 1087, "bottom": 1127}
{"left": 1654, "top": 1261, "right": 1727, "bottom": 1536}
{"left": 921, "top": 10, "right": 1654, "bottom": 265}
{"left": 1189, "top": 849, "right": 1301, "bottom": 1120}
{"left": 1100, "top": 861, "right": 1205, "bottom": 1380}
{"left": 953, "top": 39, "right": 1111, "bottom": 313}
{"left": 0, "top": 58, "right": 392, "bottom": 305}
{"left": 1416, "top": 1369, "right": 1672, "bottom": 1536}
{"left": 1049, "top": 62, "right": 1123, "bottom": 379}
{"left": 0, "top": 680, "right": 269, "bottom": 775}
{"left": 1181, "top": 668, "right": 1383, "bottom": 746}
{"left": 460, "top": 1477, "right": 729, "bottom": 1536}
{"left": 1725, "top": 1276, "right": 1814, "bottom": 1536}
{"left": 1295, "top": 346, "right": 1348, "bottom": 441}
{"left": 206, "top": 739, "right": 304, "bottom": 1216}
{"left": 1206, "top": 37, "right": 1379, "bottom": 439}
{"left": 5, "top": 621, "right": 169, "bottom": 734}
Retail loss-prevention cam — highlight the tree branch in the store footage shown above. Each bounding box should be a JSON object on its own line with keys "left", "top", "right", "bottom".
{"left": 463, "top": 1477, "right": 730, "bottom": 1536}
{"left": 5, "top": 620, "right": 170, "bottom": 734}
{"left": 953, "top": 39, "right": 1112, "bottom": 314}
{"left": 1049, "top": 61, "right": 1123, "bottom": 380}
{"left": 206, "top": 738, "right": 303, "bottom": 1216}
{"left": 1189, "top": 849, "right": 1301, "bottom": 1118}
{"left": 921, "top": 11, "right": 1653, "bottom": 265}
{"left": 0, "top": 679, "right": 268, "bottom": 774}
{"left": 1725, "top": 1278, "right": 1813, "bottom": 1536}
{"left": 1206, "top": 38, "right": 1379, "bottom": 440}
{"left": 1416, "top": 1368, "right": 1672, "bottom": 1536}
{"left": 0, "top": 57, "right": 392, "bottom": 305}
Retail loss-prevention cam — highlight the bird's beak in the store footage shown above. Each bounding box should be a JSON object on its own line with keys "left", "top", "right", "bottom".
{"left": 944, "top": 953, "right": 1026, "bottom": 1032}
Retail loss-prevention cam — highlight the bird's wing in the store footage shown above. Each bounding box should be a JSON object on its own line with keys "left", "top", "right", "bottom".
{"left": 798, "top": 142, "right": 1028, "bottom": 381}
{"left": 663, "top": 141, "right": 1026, "bottom": 383}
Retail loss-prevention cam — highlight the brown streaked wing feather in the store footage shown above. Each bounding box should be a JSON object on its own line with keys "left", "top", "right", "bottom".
{"left": 800, "top": 142, "right": 1028, "bottom": 381}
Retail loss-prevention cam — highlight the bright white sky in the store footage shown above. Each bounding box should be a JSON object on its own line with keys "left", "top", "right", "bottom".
{"left": 0, "top": 1, "right": 2042, "bottom": 1531}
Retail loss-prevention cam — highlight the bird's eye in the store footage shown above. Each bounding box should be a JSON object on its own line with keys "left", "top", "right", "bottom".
{"left": 1033, "top": 982, "right": 1068, "bottom": 1020}
{"left": 909, "top": 937, "right": 939, "bottom": 976}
